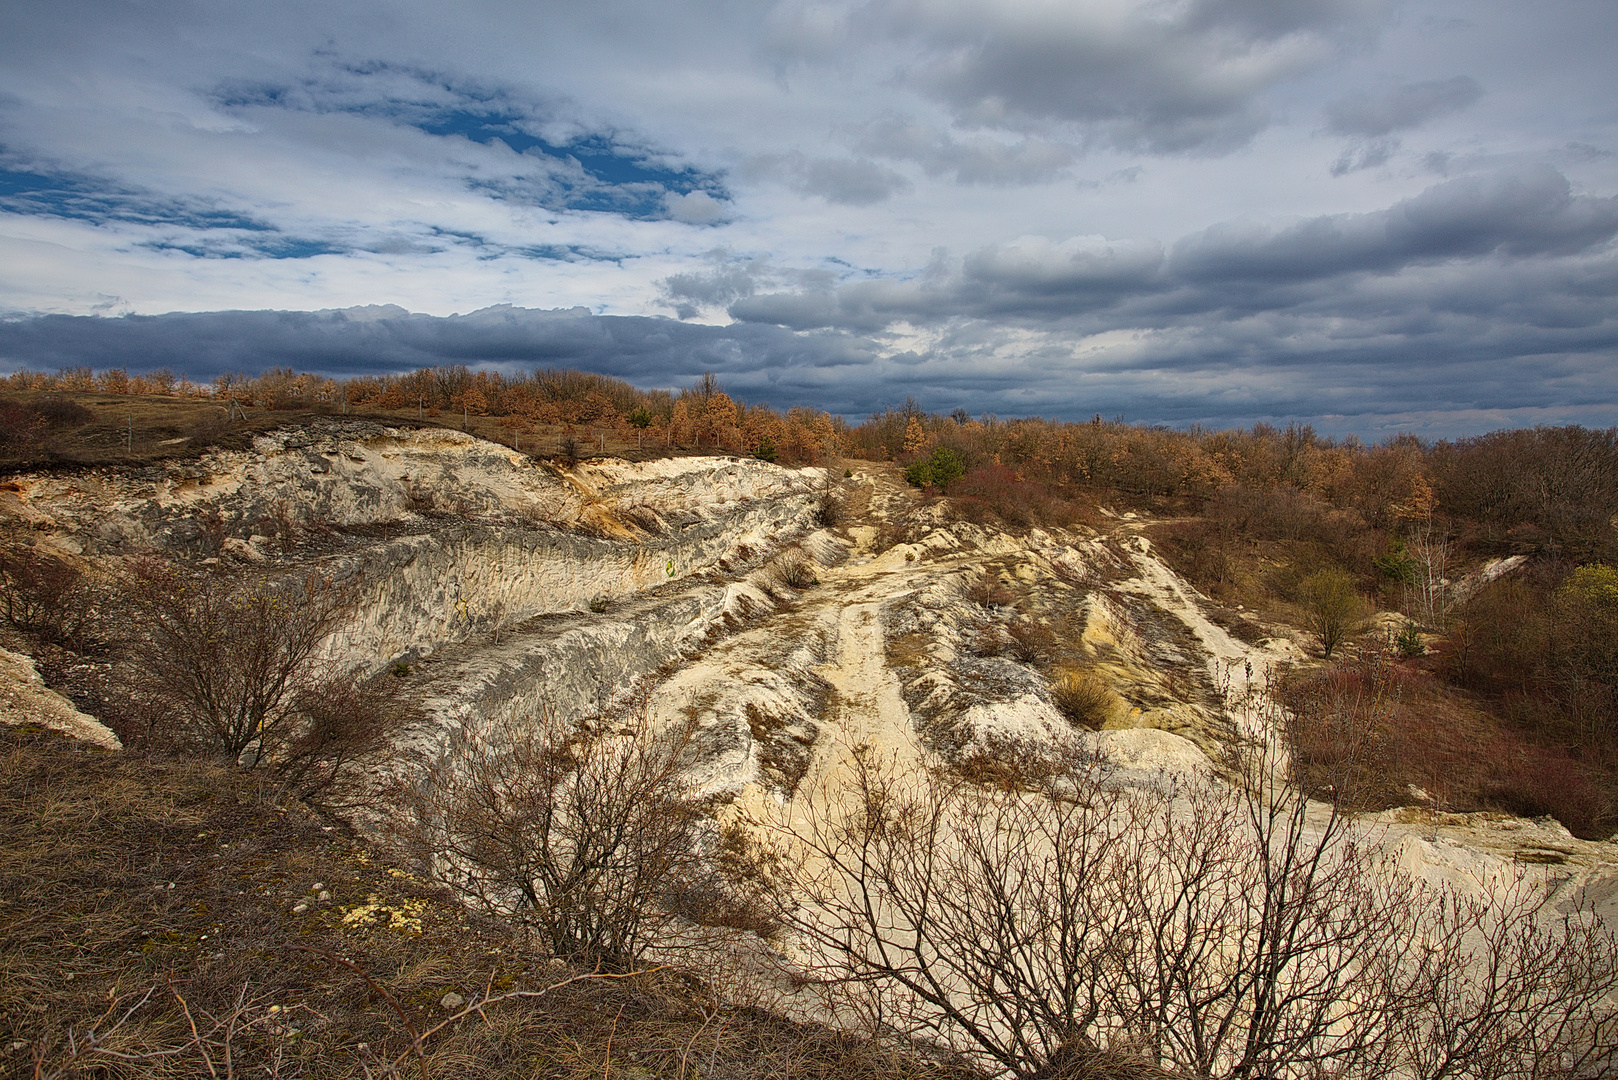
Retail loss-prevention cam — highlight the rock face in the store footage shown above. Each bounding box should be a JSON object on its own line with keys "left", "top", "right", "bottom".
{"left": 1, "top": 420, "right": 825, "bottom": 673}
{"left": 3, "top": 419, "right": 1614, "bottom": 936}
{"left": 0, "top": 647, "right": 120, "bottom": 749}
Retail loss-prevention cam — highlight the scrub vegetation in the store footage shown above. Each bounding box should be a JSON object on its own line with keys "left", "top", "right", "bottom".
{"left": 16, "top": 362, "right": 1610, "bottom": 831}
{"left": 4, "top": 363, "right": 1618, "bottom": 1075}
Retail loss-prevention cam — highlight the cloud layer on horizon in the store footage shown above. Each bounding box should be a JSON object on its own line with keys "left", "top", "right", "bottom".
{"left": 0, "top": 0, "right": 1614, "bottom": 438}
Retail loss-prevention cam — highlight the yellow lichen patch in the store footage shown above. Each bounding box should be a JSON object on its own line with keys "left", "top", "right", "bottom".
{"left": 340, "top": 895, "right": 427, "bottom": 933}
{"left": 386, "top": 866, "right": 429, "bottom": 886}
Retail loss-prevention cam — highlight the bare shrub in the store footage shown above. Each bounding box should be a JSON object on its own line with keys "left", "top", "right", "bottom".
{"left": 761, "top": 546, "right": 819, "bottom": 593}
{"left": 965, "top": 574, "right": 1016, "bottom": 608}
{"left": 0, "top": 401, "right": 48, "bottom": 450}
{"left": 1050, "top": 668, "right": 1117, "bottom": 729}
{"left": 760, "top": 735, "right": 1618, "bottom": 1078}
{"left": 1155, "top": 519, "right": 1236, "bottom": 591}
{"left": 816, "top": 486, "right": 846, "bottom": 528}
{"left": 30, "top": 394, "right": 94, "bottom": 426}
{"left": 396, "top": 707, "right": 718, "bottom": 970}
{"left": 272, "top": 674, "right": 420, "bottom": 805}
{"left": 117, "top": 562, "right": 378, "bottom": 774}
{"left": 1027, "top": 1040, "right": 1180, "bottom": 1080}
{"left": 1005, "top": 618, "right": 1057, "bottom": 663}
{"left": 970, "top": 623, "right": 1006, "bottom": 657}
{"left": 0, "top": 545, "right": 105, "bottom": 651}
{"left": 946, "top": 464, "right": 1090, "bottom": 529}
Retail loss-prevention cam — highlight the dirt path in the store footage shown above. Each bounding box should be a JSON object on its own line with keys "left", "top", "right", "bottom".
{"left": 795, "top": 601, "right": 923, "bottom": 814}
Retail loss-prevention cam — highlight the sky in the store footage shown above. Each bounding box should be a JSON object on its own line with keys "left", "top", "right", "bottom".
{"left": 1, "top": 0, "right": 1615, "bottom": 438}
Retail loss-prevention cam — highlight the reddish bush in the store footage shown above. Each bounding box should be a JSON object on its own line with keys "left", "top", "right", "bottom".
{"left": 948, "top": 465, "right": 1089, "bottom": 529}
{"left": 1283, "top": 652, "right": 1615, "bottom": 837}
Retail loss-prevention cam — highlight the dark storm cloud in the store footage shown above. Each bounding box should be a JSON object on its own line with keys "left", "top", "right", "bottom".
{"left": 7, "top": 164, "right": 1602, "bottom": 435}
{"left": 711, "top": 166, "right": 1618, "bottom": 431}
{"left": 1325, "top": 76, "right": 1483, "bottom": 138}
{"left": 0, "top": 305, "right": 893, "bottom": 415}
{"left": 1172, "top": 166, "right": 1618, "bottom": 282}
{"left": 730, "top": 167, "right": 1618, "bottom": 328}
{"left": 659, "top": 254, "right": 838, "bottom": 320}
{"left": 3, "top": 266, "right": 1614, "bottom": 435}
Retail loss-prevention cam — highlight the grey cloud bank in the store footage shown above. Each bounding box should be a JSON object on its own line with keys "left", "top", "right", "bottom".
{"left": 1325, "top": 77, "right": 1483, "bottom": 138}
{"left": 0, "top": 0, "right": 1614, "bottom": 439}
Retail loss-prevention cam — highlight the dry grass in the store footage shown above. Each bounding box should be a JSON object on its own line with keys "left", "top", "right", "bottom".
{"left": 0, "top": 392, "right": 344, "bottom": 471}
{"left": 1050, "top": 669, "right": 1119, "bottom": 730}
{"left": 0, "top": 725, "right": 983, "bottom": 1079}
{"left": 885, "top": 631, "right": 934, "bottom": 671}
{"left": 0, "top": 391, "right": 727, "bottom": 475}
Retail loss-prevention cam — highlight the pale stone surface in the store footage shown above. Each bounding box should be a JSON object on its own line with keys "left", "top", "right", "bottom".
{"left": 0, "top": 647, "right": 120, "bottom": 749}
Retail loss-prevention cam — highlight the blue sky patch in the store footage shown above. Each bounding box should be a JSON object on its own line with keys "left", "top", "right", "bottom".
{"left": 141, "top": 235, "right": 349, "bottom": 259}
{"left": 1, "top": 150, "right": 355, "bottom": 260}
{"left": 0, "top": 157, "right": 269, "bottom": 232}
{"left": 215, "top": 66, "right": 730, "bottom": 221}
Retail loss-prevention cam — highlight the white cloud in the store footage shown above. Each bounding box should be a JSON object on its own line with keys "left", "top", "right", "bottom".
{"left": 665, "top": 190, "right": 729, "bottom": 223}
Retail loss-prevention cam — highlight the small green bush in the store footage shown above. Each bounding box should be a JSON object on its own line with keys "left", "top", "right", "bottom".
{"left": 1395, "top": 622, "right": 1425, "bottom": 657}
{"left": 904, "top": 446, "right": 966, "bottom": 491}
{"left": 1299, "top": 567, "right": 1363, "bottom": 659}
{"left": 1374, "top": 536, "right": 1417, "bottom": 585}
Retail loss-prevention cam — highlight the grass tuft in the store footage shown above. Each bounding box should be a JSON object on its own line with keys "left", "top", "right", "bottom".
{"left": 1051, "top": 669, "right": 1118, "bottom": 730}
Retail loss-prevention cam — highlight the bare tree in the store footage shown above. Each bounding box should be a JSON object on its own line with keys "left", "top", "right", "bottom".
{"left": 758, "top": 732, "right": 1618, "bottom": 1079}
{"left": 397, "top": 704, "right": 721, "bottom": 970}
{"left": 1404, "top": 520, "right": 1452, "bottom": 630}
{"left": 1299, "top": 567, "right": 1362, "bottom": 658}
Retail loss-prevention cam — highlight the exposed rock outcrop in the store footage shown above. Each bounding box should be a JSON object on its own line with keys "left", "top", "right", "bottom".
{"left": 0, "top": 647, "right": 121, "bottom": 749}
{"left": 3, "top": 422, "right": 1614, "bottom": 941}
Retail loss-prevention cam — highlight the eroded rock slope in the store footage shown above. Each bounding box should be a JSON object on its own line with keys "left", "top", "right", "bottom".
{"left": 3, "top": 420, "right": 1615, "bottom": 928}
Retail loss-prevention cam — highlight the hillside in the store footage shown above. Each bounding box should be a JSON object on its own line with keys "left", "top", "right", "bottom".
{"left": 2, "top": 404, "right": 1617, "bottom": 1076}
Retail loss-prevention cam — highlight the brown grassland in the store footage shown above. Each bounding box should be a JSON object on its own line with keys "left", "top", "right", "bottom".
{"left": 0, "top": 723, "right": 978, "bottom": 1079}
